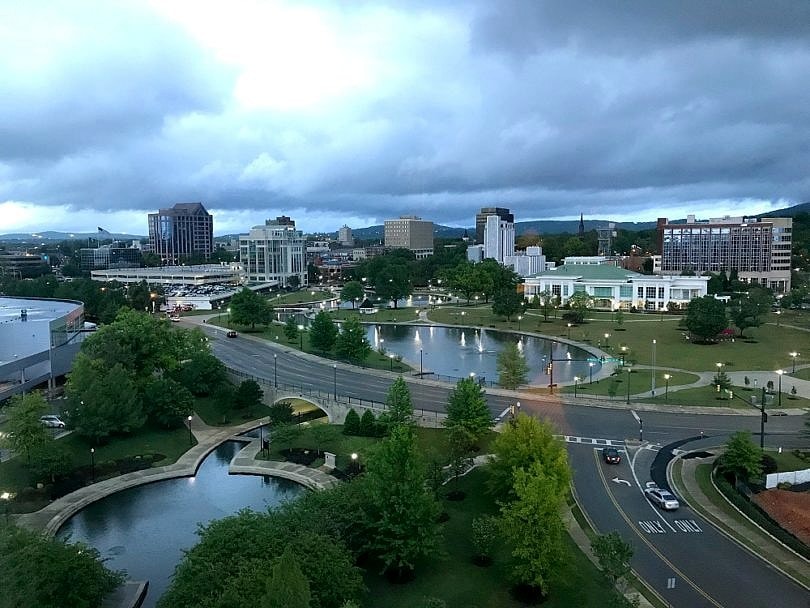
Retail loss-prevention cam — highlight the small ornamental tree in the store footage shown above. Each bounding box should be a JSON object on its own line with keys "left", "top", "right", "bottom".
{"left": 444, "top": 377, "right": 492, "bottom": 445}
{"left": 360, "top": 409, "right": 378, "bottom": 437}
{"left": 235, "top": 379, "right": 264, "bottom": 410}
{"left": 309, "top": 311, "right": 338, "bottom": 353}
{"left": 4, "top": 392, "right": 49, "bottom": 465}
{"left": 261, "top": 546, "right": 311, "bottom": 608}
{"left": 713, "top": 370, "right": 732, "bottom": 393}
{"left": 591, "top": 532, "right": 633, "bottom": 585}
{"left": 268, "top": 401, "right": 295, "bottom": 426}
{"left": 383, "top": 377, "right": 414, "bottom": 430}
{"left": 343, "top": 409, "right": 361, "bottom": 435}
{"left": 335, "top": 316, "right": 372, "bottom": 363}
{"left": 721, "top": 431, "right": 763, "bottom": 482}
{"left": 497, "top": 341, "right": 529, "bottom": 389}
{"left": 284, "top": 317, "right": 300, "bottom": 342}
{"left": 471, "top": 515, "right": 500, "bottom": 564}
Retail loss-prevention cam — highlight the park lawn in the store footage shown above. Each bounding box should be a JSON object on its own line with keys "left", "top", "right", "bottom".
{"left": 329, "top": 307, "right": 423, "bottom": 323}
{"left": 193, "top": 394, "right": 270, "bottom": 426}
{"left": 791, "top": 368, "right": 810, "bottom": 381}
{"left": 429, "top": 307, "right": 810, "bottom": 373}
{"left": 767, "top": 449, "right": 809, "bottom": 472}
{"left": 364, "top": 467, "right": 618, "bottom": 608}
{"left": 644, "top": 384, "right": 810, "bottom": 409}
{"left": 0, "top": 426, "right": 193, "bottom": 512}
{"left": 562, "top": 369, "right": 699, "bottom": 397}
{"left": 268, "top": 290, "right": 335, "bottom": 306}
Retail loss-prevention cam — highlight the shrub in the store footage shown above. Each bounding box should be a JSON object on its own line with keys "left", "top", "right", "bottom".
{"left": 760, "top": 454, "right": 778, "bottom": 476}
{"left": 359, "top": 409, "right": 378, "bottom": 437}
{"left": 343, "top": 409, "right": 361, "bottom": 436}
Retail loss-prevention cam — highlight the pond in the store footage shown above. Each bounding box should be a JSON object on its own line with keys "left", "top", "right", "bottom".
{"left": 57, "top": 440, "right": 304, "bottom": 608}
{"left": 365, "top": 324, "right": 599, "bottom": 386}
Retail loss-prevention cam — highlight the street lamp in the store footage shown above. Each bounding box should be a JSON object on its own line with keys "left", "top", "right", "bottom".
{"left": 776, "top": 369, "right": 784, "bottom": 409}
{"left": 573, "top": 376, "right": 580, "bottom": 398}
{"left": 518, "top": 315, "right": 523, "bottom": 331}
{"left": 651, "top": 339, "right": 657, "bottom": 397}
{"left": 604, "top": 332, "right": 610, "bottom": 348}
{"left": 620, "top": 346, "right": 627, "bottom": 366}
{"left": 510, "top": 401, "right": 521, "bottom": 421}
{"left": 333, "top": 364, "right": 337, "bottom": 399}
{"left": 664, "top": 374, "right": 671, "bottom": 400}
{"left": 187, "top": 415, "right": 193, "bottom": 446}
{"left": 227, "top": 307, "right": 231, "bottom": 327}
{"left": 790, "top": 351, "right": 799, "bottom": 374}
{"left": 419, "top": 348, "right": 423, "bottom": 377}
{"left": 389, "top": 353, "right": 395, "bottom": 371}
{"left": 90, "top": 448, "right": 95, "bottom": 483}
{"left": 274, "top": 354, "right": 278, "bottom": 388}
{"left": 588, "top": 362, "right": 594, "bottom": 384}
{"left": 625, "top": 365, "right": 632, "bottom": 404}
{"left": 567, "top": 323, "right": 572, "bottom": 339}
{"left": 1, "top": 491, "right": 14, "bottom": 522}
{"left": 297, "top": 324, "right": 304, "bottom": 350}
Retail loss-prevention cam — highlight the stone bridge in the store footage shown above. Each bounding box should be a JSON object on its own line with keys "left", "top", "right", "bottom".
{"left": 226, "top": 368, "right": 445, "bottom": 428}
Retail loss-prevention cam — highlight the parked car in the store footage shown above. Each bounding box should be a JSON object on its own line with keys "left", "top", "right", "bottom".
{"left": 602, "top": 447, "right": 621, "bottom": 464}
{"left": 226, "top": 330, "right": 238, "bottom": 338}
{"left": 644, "top": 482, "right": 679, "bottom": 510}
{"left": 40, "top": 415, "right": 66, "bottom": 429}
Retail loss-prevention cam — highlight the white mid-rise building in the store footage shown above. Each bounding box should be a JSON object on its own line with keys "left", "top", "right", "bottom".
{"left": 239, "top": 217, "right": 307, "bottom": 287}
{"left": 504, "top": 246, "right": 547, "bottom": 277}
{"left": 483, "top": 214, "right": 515, "bottom": 263}
{"left": 338, "top": 225, "right": 354, "bottom": 247}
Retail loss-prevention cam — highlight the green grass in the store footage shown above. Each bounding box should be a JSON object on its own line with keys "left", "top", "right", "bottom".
{"left": 0, "top": 426, "right": 193, "bottom": 512}
{"left": 329, "top": 307, "right": 423, "bottom": 323}
{"left": 766, "top": 449, "right": 809, "bottom": 472}
{"left": 193, "top": 394, "right": 270, "bottom": 426}
{"left": 562, "top": 369, "right": 699, "bottom": 397}
{"left": 791, "top": 367, "right": 810, "bottom": 380}
{"left": 428, "top": 308, "right": 810, "bottom": 373}
{"left": 644, "top": 384, "right": 810, "bottom": 408}
{"left": 268, "top": 290, "right": 335, "bottom": 306}
{"left": 363, "top": 467, "right": 620, "bottom": 608}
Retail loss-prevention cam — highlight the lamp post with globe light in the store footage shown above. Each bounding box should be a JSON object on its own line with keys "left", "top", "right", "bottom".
{"left": 664, "top": 374, "right": 671, "bottom": 400}
{"left": 790, "top": 351, "right": 799, "bottom": 374}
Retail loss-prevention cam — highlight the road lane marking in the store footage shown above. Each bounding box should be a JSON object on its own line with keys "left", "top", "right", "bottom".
{"left": 639, "top": 520, "right": 667, "bottom": 534}
{"left": 628, "top": 446, "right": 677, "bottom": 532}
{"left": 561, "top": 435, "right": 625, "bottom": 446}
{"left": 631, "top": 409, "right": 641, "bottom": 423}
{"left": 591, "top": 449, "right": 724, "bottom": 608}
{"left": 674, "top": 519, "right": 703, "bottom": 533}
{"left": 667, "top": 577, "right": 677, "bottom": 589}
{"left": 612, "top": 477, "right": 632, "bottom": 486}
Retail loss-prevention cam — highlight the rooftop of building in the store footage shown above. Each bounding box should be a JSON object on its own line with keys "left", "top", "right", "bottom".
{"left": 0, "top": 297, "right": 81, "bottom": 325}
{"left": 530, "top": 264, "right": 642, "bottom": 281}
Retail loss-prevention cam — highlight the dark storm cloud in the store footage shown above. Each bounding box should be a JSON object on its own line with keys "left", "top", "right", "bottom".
{"left": 2, "top": 0, "right": 810, "bottom": 234}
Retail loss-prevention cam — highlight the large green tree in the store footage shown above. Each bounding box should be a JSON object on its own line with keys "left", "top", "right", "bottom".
{"left": 3, "top": 392, "right": 49, "bottom": 464}
{"left": 684, "top": 296, "right": 727, "bottom": 341}
{"left": 488, "top": 413, "right": 570, "bottom": 500}
{"left": 361, "top": 425, "right": 441, "bottom": 579}
{"left": 497, "top": 341, "right": 529, "bottom": 389}
{"left": 447, "top": 262, "right": 485, "bottom": 304}
{"left": 0, "top": 524, "right": 124, "bottom": 608}
{"left": 229, "top": 287, "right": 273, "bottom": 329}
{"left": 500, "top": 461, "right": 567, "bottom": 597}
{"left": 729, "top": 288, "right": 772, "bottom": 337}
{"left": 444, "top": 377, "right": 492, "bottom": 445}
{"left": 491, "top": 286, "right": 523, "bottom": 320}
{"left": 309, "top": 311, "right": 338, "bottom": 352}
{"left": 335, "top": 317, "right": 371, "bottom": 363}
{"left": 143, "top": 377, "right": 194, "bottom": 428}
{"left": 172, "top": 351, "right": 227, "bottom": 397}
{"left": 340, "top": 281, "right": 365, "bottom": 308}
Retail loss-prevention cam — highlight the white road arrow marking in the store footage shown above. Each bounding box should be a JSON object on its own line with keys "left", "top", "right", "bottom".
{"left": 611, "top": 477, "right": 632, "bottom": 486}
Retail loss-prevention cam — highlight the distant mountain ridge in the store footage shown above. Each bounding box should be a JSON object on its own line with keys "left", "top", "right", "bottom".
{"left": 0, "top": 231, "right": 145, "bottom": 242}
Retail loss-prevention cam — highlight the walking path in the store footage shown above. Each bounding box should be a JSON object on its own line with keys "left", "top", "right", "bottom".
{"left": 671, "top": 454, "right": 810, "bottom": 590}
{"left": 229, "top": 439, "right": 340, "bottom": 490}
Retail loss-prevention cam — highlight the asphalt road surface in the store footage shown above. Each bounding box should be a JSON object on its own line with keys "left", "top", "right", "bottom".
{"left": 197, "top": 322, "right": 809, "bottom": 608}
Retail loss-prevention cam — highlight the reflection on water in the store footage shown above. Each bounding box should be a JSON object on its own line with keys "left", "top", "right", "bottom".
{"left": 365, "top": 324, "right": 599, "bottom": 384}
{"left": 57, "top": 441, "right": 305, "bottom": 608}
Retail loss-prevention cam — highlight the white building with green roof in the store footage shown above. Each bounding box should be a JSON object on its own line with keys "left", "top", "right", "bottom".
{"left": 523, "top": 263, "right": 708, "bottom": 311}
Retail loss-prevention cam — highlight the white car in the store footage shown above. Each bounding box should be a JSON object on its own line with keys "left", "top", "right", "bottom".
{"left": 644, "top": 482, "right": 679, "bottom": 510}
{"left": 40, "top": 415, "right": 66, "bottom": 429}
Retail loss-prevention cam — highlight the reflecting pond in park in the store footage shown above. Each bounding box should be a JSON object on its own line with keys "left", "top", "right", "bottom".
{"left": 57, "top": 440, "right": 304, "bottom": 608}
{"left": 365, "top": 324, "right": 600, "bottom": 386}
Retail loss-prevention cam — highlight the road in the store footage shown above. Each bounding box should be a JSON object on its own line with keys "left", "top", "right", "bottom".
{"left": 197, "top": 322, "right": 809, "bottom": 608}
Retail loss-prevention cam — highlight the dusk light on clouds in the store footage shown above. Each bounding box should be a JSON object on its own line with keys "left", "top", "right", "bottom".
{"left": 2, "top": 0, "right": 810, "bottom": 235}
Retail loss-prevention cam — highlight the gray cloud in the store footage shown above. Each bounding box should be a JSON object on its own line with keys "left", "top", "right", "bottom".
{"left": 1, "top": 0, "right": 809, "bottom": 234}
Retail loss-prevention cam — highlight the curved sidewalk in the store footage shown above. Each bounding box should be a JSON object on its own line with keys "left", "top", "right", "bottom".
{"left": 229, "top": 439, "right": 340, "bottom": 491}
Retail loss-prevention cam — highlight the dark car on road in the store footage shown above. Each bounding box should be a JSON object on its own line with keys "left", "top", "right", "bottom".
{"left": 226, "top": 330, "right": 238, "bottom": 338}
{"left": 602, "top": 447, "right": 621, "bottom": 464}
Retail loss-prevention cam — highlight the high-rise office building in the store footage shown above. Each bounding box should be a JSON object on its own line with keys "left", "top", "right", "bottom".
{"left": 483, "top": 214, "right": 515, "bottom": 263}
{"left": 148, "top": 202, "right": 214, "bottom": 264}
{"left": 239, "top": 217, "right": 306, "bottom": 287}
{"left": 657, "top": 215, "right": 792, "bottom": 292}
{"left": 475, "top": 207, "right": 513, "bottom": 245}
{"left": 384, "top": 216, "right": 434, "bottom": 258}
{"left": 338, "top": 225, "right": 354, "bottom": 247}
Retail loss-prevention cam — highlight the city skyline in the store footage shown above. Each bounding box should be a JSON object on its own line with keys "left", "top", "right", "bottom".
{"left": 2, "top": 2, "right": 810, "bottom": 234}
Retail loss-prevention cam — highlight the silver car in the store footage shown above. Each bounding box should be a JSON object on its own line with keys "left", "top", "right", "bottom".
{"left": 644, "top": 483, "right": 679, "bottom": 510}
{"left": 40, "top": 415, "right": 66, "bottom": 429}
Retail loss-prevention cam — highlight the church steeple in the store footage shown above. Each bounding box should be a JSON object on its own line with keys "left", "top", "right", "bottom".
{"left": 578, "top": 213, "right": 585, "bottom": 236}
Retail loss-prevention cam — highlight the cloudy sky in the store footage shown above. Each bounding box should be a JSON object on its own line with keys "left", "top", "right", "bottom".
{"left": 2, "top": 0, "right": 810, "bottom": 235}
